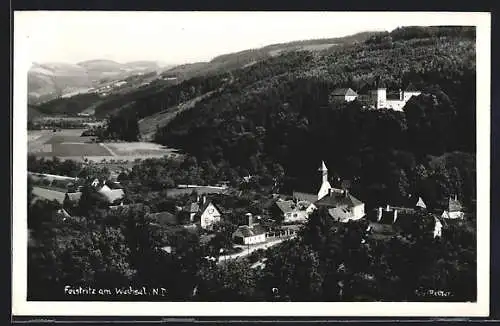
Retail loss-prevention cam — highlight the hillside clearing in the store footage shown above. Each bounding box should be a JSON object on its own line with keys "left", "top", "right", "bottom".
{"left": 138, "top": 90, "right": 218, "bottom": 141}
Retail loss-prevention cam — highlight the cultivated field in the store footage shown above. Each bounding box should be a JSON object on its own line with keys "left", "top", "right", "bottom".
{"left": 32, "top": 186, "right": 66, "bottom": 203}
{"left": 28, "top": 128, "right": 179, "bottom": 162}
{"left": 103, "top": 142, "right": 179, "bottom": 157}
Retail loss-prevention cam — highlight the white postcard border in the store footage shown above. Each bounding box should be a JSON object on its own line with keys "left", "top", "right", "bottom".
{"left": 12, "top": 11, "right": 491, "bottom": 317}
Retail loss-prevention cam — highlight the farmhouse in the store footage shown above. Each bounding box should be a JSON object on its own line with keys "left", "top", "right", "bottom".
{"left": 232, "top": 214, "right": 266, "bottom": 245}
{"left": 184, "top": 195, "right": 222, "bottom": 229}
{"left": 97, "top": 187, "right": 125, "bottom": 205}
{"left": 372, "top": 196, "right": 444, "bottom": 239}
{"left": 441, "top": 195, "right": 465, "bottom": 219}
{"left": 272, "top": 199, "right": 310, "bottom": 223}
{"left": 329, "top": 88, "right": 358, "bottom": 102}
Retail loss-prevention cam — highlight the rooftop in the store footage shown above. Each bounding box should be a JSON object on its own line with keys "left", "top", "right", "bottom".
{"left": 314, "top": 191, "right": 363, "bottom": 208}
{"left": 233, "top": 224, "right": 267, "bottom": 238}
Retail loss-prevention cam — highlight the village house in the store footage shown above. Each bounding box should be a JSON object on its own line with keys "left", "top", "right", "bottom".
{"left": 314, "top": 188, "right": 366, "bottom": 222}
{"left": 183, "top": 195, "right": 222, "bottom": 230}
{"left": 97, "top": 187, "right": 125, "bottom": 205}
{"left": 329, "top": 88, "right": 358, "bottom": 102}
{"left": 372, "top": 196, "right": 443, "bottom": 239}
{"left": 62, "top": 178, "right": 126, "bottom": 213}
{"left": 232, "top": 213, "right": 267, "bottom": 245}
{"left": 441, "top": 195, "right": 465, "bottom": 219}
{"left": 271, "top": 199, "right": 310, "bottom": 223}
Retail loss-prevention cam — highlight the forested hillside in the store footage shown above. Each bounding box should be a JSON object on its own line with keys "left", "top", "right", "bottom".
{"left": 29, "top": 31, "right": 379, "bottom": 117}
{"left": 150, "top": 26, "right": 476, "bottom": 209}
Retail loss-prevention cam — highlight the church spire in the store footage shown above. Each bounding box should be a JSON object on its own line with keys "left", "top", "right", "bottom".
{"left": 317, "top": 160, "right": 332, "bottom": 200}
{"left": 318, "top": 160, "right": 328, "bottom": 184}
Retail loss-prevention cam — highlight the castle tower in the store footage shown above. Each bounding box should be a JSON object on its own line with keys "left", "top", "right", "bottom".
{"left": 317, "top": 160, "right": 333, "bottom": 200}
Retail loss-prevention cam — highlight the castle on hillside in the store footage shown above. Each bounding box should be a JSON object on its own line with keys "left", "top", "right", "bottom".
{"left": 330, "top": 82, "right": 421, "bottom": 112}
{"left": 371, "top": 83, "right": 421, "bottom": 111}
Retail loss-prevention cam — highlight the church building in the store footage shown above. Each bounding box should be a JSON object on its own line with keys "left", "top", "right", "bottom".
{"left": 292, "top": 160, "right": 366, "bottom": 223}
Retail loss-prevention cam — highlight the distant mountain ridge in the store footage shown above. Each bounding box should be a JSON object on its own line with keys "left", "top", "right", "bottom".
{"left": 28, "top": 59, "right": 175, "bottom": 105}
{"left": 160, "top": 31, "right": 380, "bottom": 81}
{"left": 31, "top": 31, "right": 381, "bottom": 113}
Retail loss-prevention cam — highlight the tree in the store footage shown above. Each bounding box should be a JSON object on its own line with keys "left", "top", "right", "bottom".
{"left": 261, "top": 240, "right": 323, "bottom": 301}
{"left": 28, "top": 219, "right": 136, "bottom": 300}
{"left": 195, "top": 260, "right": 262, "bottom": 301}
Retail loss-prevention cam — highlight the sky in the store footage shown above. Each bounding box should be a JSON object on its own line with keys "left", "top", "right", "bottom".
{"left": 15, "top": 11, "right": 480, "bottom": 65}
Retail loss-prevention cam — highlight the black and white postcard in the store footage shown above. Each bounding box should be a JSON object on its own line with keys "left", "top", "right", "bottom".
{"left": 12, "top": 11, "right": 491, "bottom": 317}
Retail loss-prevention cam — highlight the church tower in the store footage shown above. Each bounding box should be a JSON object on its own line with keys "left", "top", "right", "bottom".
{"left": 317, "top": 160, "right": 332, "bottom": 200}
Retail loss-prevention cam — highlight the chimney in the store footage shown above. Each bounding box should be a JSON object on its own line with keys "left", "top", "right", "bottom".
{"left": 203, "top": 195, "right": 207, "bottom": 205}
{"left": 377, "top": 207, "right": 383, "bottom": 221}
{"left": 344, "top": 189, "right": 349, "bottom": 197}
{"left": 455, "top": 194, "right": 458, "bottom": 201}
{"left": 197, "top": 194, "right": 200, "bottom": 202}
{"left": 386, "top": 204, "right": 390, "bottom": 211}
{"left": 393, "top": 209, "right": 398, "bottom": 223}
{"left": 247, "top": 213, "right": 253, "bottom": 227}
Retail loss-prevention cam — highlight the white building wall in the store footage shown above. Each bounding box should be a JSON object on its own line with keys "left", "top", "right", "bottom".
{"left": 306, "top": 204, "right": 317, "bottom": 214}
{"left": 345, "top": 95, "right": 357, "bottom": 102}
{"left": 442, "top": 211, "right": 464, "bottom": 219}
{"left": 376, "top": 88, "right": 387, "bottom": 109}
{"left": 200, "top": 203, "right": 221, "bottom": 229}
{"left": 385, "top": 100, "right": 406, "bottom": 111}
{"left": 434, "top": 220, "right": 443, "bottom": 238}
{"left": 244, "top": 233, "right": 266, "bottom": 245}
{"left": 403, "top": 91, "right": 421, "bottom": 102}
{"left": 352, "top": 204, "right": 365, "bottom": 220}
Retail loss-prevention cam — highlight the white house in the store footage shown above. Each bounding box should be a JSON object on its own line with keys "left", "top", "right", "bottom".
{"left": 273, "top": 199, "right": 310, "bottom": 223}
{"left": 185, "top": 195, "right": 222, "bottom": 229}
{"left": 433, "top": 217, "right": 443, "bottom": 238}
{"left": 232, "top": 214, "right": 266, "bottom": 245}
{"left": 292, "top": 191, "right": 318, "bottom": 214}
{"left": 441, "top": 195, "right": 465, "bottom": 219}
{"left": 199, "top": 202, "right": 222, "bottom": 229}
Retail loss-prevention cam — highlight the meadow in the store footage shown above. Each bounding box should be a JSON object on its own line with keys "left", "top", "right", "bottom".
{"left": 28, "top": 129, "right": 179, "bottom": 162}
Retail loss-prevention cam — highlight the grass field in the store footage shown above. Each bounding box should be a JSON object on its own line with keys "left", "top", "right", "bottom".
{"left": 103, "top": 142, "right": 178, "bottom": 156}
{"left": 32, "top": 186, "right": 66, "bottom": 203}
{"left": 28, "top": 129, "right": 179, "bottom": 162}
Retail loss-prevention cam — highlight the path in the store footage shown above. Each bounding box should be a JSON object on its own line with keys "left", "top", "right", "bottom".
{"left": 98, "top": 143, "right": 119, "bottom": 157}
